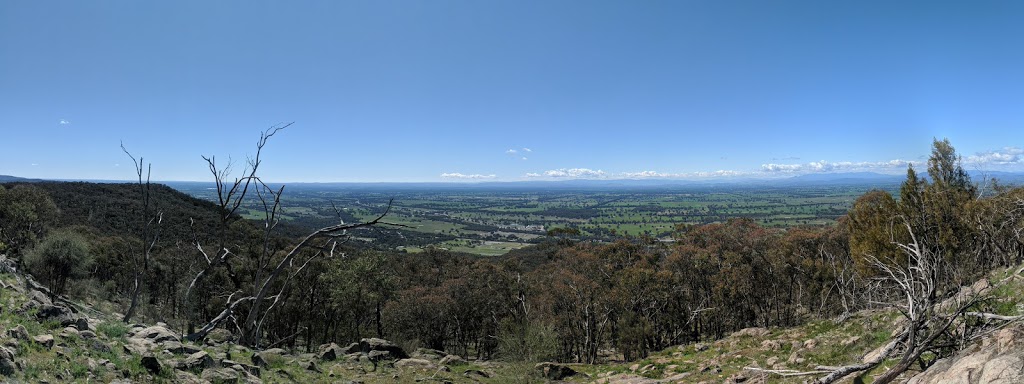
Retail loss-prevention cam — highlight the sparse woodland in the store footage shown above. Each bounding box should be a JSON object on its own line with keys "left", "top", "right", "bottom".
{"left": 2, "top": 134, "right": 1023, "bottom": 383}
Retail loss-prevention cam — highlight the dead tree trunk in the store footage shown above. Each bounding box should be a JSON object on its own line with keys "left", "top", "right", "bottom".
{"left": 121, "top": 143, "right": 163, "bottom": 323}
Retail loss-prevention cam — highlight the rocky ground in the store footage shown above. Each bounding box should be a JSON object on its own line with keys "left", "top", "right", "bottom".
{"left": 1, "top": 253, "right": 1022, "bottom": 383}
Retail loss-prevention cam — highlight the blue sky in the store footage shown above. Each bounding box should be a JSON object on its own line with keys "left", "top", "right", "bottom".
{"left": 2, "top": 1, "right": 1024, "bottom": 182}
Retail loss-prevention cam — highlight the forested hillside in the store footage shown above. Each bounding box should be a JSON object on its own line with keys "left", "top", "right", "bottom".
{"left": 1, "top": 138, "right": 1023, "bottom": 383}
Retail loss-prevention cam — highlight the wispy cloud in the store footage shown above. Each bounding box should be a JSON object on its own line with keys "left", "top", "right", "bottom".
{"left": 441, "top": 172, "right": 497, "bottom": 180}
{"left": 505, "top": 149, "right": 518, "bottom": 155}
{"left": 760, "top": 159, "right": 917, "bottom": 174}
{"left": 966, "top": 147, "right": 1024, "bottom": 165}
{"left": 522, "top": 148, "right": 532, "bottom": 152}
{"left": 527, "top": 168, "right": 607, "bottom": 178}
{"left": 621, "top": 170, "right": 749, "bottom": 179}
{"left": 59, "top": 119, "right": 70, "bottom": 125}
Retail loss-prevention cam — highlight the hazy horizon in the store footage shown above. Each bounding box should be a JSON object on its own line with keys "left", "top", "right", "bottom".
{"left": 3, "top": 1, "right": 1024, "bottom": 182}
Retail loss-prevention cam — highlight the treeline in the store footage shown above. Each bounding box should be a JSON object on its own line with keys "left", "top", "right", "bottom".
{"left": 1, "top": 138, "right": 1023, "bottom": 366}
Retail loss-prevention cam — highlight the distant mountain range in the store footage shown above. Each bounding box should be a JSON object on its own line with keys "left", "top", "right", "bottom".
{"left": 5, "top": 171, "right": 1024, "bottom": 191}
{"left": 0, "top": 175, "right": 42, "bottom": 183}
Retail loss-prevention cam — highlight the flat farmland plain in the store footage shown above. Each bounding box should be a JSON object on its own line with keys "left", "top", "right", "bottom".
{"left": 171, "top": 181, "right": 899, "bottom": 256}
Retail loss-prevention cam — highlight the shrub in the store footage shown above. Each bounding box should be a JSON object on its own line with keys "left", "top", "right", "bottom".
{"left": 24, "top": 230, "right": 93, "bottom": 295}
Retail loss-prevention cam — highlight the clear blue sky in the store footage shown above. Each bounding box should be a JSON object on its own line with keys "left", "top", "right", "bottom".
{"left": 2, "top": 1, "right": 1024, "bottom": 182}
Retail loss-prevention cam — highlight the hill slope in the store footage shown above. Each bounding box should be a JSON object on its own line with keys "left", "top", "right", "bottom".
{"left": 2, "top": 252, "right": 1022, "bottom": 383}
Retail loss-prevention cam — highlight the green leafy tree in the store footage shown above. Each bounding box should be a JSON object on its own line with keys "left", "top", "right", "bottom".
{"left": 0, "top": 184, "right": 58, "bottom": 257}
{"left": 24, "top": 230, "right": 94, "bottom": 295}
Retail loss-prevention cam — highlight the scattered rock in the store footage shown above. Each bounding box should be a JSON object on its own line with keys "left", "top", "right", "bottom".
{"left": 698, "top": 363, "right": 721, "bottom": 374}
{"left": 733, "top": 327, "right": 770, "bottom": 338}
{"left": 134, "top": 326, "right": 179, "bottom": 343}
{"left": 206, "top": 328, "right": 234, "bottom": 344}
{"left": 305, "top": 360, "right": 320, "bottom": 372}
{"left": 535, "top": 362, "right": 578, "bottom": 380}
{"left": 177, "top": 351, "right": 215, "bottom": 372}
{"left": 201, "top": 367, "right": 240, "bottom": 383}
{"left": 0, "top": 346, "right": 17, "bottom": 375}
{"left": 79, "top": 330, "right": 96, "bottom": 339}
{"left": 803, "top": 338, "right": 818, "bottom": 349}
{"left": 358, "top": 338, "right": 408, "bottom": 358}
{"left": 60, "top": 326, "right": 79, "bottom": 337}
{"left": 394, "top": 358, "right": 436, "bottom": 371}
{"left": 32, "top": 334, "right": 54, "bottom": 349}
{"left": 909, "top": 326, "right": 1024, "bottom": 384}
{"left": 439, "top": 354, "right": 466, "bottom": 365}
{"left": 162, "top": 341, "right": 202, "bottom": 355}
{"left": 367, "top": 349, "right": 398, "bottom": 362}
{"left": 760, "top": 339, "right": 782, "bottom": 350}
{"left": 413, "top": 347, "right": 447, "bottom": 360}
{"left": 841, "top": 336, "right": 861, "bottom": 346}
{"left": 317, "top": 343, "right": 343, "bottom": 361}
{"left": 75, "top": 317, "right": 92, "bottom": 332}
{"left": 726, "top": 373, "right": 749, "bottom": 383}
{"left": 765, "top": 356, "right": 779, "bottom": 367}
{"left": 141, "top": 353, "right": 162, "bottom": 374}
{"left": 222, "top": 359, "right": 261, "bottom": 377}
{"left": 7, "top": 325, "right": 28, "bottom": 340}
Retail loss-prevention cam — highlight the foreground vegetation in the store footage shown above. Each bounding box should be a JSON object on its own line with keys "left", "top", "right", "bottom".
{"left": 1, "top": 135, "right": 1023, "bottom": 383}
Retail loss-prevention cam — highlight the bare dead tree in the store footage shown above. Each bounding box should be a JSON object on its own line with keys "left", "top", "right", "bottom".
{"left": 186, "top": 201, "right": 400, "bottom": 344}
{"left": 181, "top": 124, "right": 289, "bottom": 334}
{"left": 121, "top": 143, "right": 163, "bottom": 323}
{"left": 812, "top": 221, "right": 984, "bottom": 384}
{"left": 179, "top": 124, "right": 405, "bottom": 348}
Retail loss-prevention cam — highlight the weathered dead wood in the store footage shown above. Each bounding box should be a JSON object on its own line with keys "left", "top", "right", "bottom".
{"left": 120, "top": 143, "right": 163, "bottom": 323}
{"left": 743, "top": 367, "right": 832, "bottom": 377}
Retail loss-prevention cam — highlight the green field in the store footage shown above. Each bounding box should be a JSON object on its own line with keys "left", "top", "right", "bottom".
{"left": 174, "top": 182, "right": 899, "bottom": 256}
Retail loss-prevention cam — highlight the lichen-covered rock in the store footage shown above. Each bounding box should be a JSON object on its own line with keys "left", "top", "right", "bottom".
{"left": 909, "top": 327, "right": 1024, "bottom": 384}
{"left": 31, "top": 334, "right": 54, "bottom": 349}
{"left": 439, "top": 354, "right": 466, "bottom": 366}
{"left": 0, "top": 346, "right": 17, "bottom": 375}
{"left": 134, "top": 325, "right": 179, "bottom": 343}
{"left": 358, "top": 338, "right": 408, "bottom": 359}
{"left": 317, "top": 343, "right": 342, "bottom": 361}
{"left": 177, "top": 351, "right": 215, "bottom": 372}
{"left": 162, "top": 340, "right": 202, "bottom": 355}
{"left": 7, "top": 325, "right": 28, "bottom": 340}
{"left": 201, "top": 367, "right": 240, "bottom": 383}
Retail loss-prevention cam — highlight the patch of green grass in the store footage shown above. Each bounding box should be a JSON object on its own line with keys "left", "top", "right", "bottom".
{"left": 97, "top": 321, "right": 130, "bottom": 339}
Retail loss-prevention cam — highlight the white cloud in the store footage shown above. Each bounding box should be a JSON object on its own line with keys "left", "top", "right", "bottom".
{"left": 521, "top": 157, "right": 528, "bottom": 161}
{"left": 505, "top": 149, "right": 518, "bottom": 155}
{"left": 440, "top": 172, "right": 496, "bottom": 180}
{"left": 760, "top": 159, "right": 917, "bottom": 174}
{"left": 31, "top": 163, "right": 38, "bottom": 166}
{"left": 59, "top": 119, "right": 70, "bottom": 125}
{"left": 966, "top": 147, "right": 1024, "bottom": 165}
{"left": 621, "top": 170, "right": 749, "bottom": 179}
{"left": 533, "top": 168, "right": 607, "bottom": 178}
{"left": 522, "top": 148, "right": 532, "bottom": 152}
{"left": 525, "top": 173, "right": 541, "bottom": 177}
{"left": 622, "top": 171, "right": 669, "bottom": 178}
